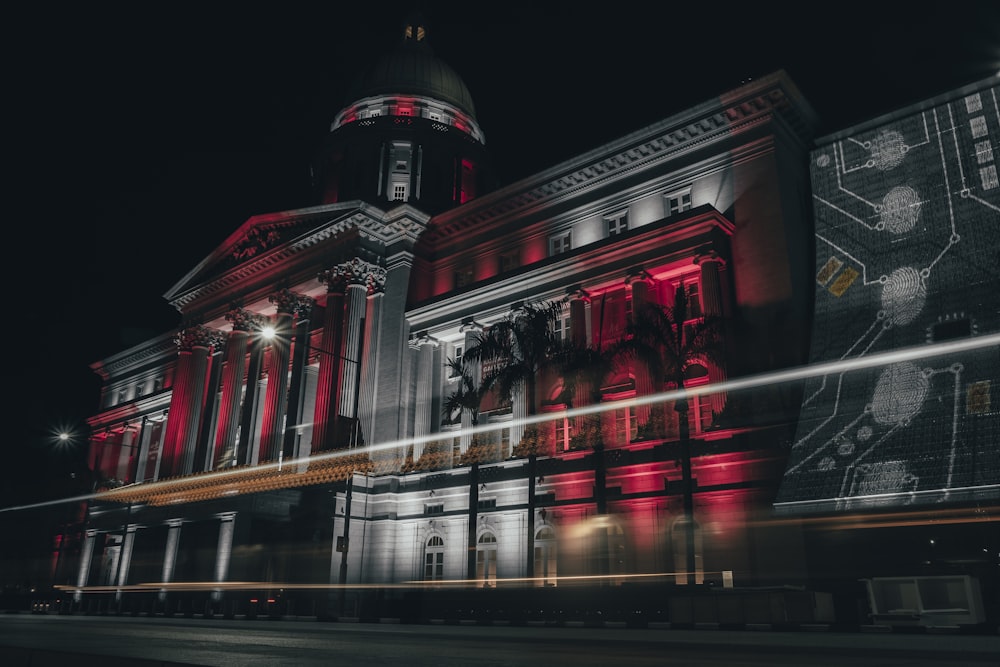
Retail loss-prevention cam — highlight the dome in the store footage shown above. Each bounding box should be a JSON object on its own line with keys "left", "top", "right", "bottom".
{"left": 342, "top": 17, "right": 478, "bottom": 120}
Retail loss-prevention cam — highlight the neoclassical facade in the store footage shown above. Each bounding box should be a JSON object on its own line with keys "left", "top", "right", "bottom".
{"left": 59, "top": 17, "right": 853, "bottom": 620}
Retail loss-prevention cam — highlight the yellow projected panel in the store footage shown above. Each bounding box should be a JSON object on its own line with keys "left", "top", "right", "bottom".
{"left": 828, "top": 266, "right": 859, "bottom": 297}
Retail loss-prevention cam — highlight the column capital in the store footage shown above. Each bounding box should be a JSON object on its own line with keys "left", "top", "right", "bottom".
{"left": 409, "top": 332, "right": 439, "bottom": 349}
{"left": 268, "top": 288, "right": 312, "bottom": 317}
{"left": 318, "top": 258, "right": 387, "bottom": 295}
{"left": 625, "top": 268, "right": 652, "bottom": 286}
{"left": 565, "top": 285, "right": 590, "bottom": 302}
{"left": 224, "top": 307, "right": 264, "bottom": 333}
{"left": 459, "top": 318, "right": 483, "bottom": 333}
{"left": 694, "top": 249, "right": 726, "bottom": 267}
{"left": 175, "top": 325, "right": 225, "bottom": 352}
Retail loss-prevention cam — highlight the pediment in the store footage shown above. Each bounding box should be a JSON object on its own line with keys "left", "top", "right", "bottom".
{"left": 163, "top": 201, "right": 430, "bottom": 313}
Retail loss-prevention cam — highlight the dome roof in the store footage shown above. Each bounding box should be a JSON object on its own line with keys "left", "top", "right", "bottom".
{"left": 343, "top": 17, "right": 477, "bottom": 120}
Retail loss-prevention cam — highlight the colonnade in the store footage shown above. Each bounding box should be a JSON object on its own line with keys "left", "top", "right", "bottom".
{"left": 153, "top": 258, "right": 387, "bottom": 481}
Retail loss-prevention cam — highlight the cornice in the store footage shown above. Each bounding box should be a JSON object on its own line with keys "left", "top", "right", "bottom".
{"left": 423, "top": 72, "right": 816, "bottom": 244}
{"left": 409, "top": 206, "right": 734, "bottom": 330}
{"left": 167, "top": 205, "right": 427, "bottom": 312}
{"left": 90, "top": 333, "right": 178, "bottom": 380}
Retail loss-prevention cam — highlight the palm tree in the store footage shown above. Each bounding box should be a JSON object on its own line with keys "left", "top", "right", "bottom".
{"left": 463, "top": 299, "right": 563, "bottom": 579}
{"left": 467, "top": 300, "right": 565, "bottom": 433}
{"left": 620, "top": 284, "right": 726, "bottom": 584}
{"left": 442, "top": 357, "right": 484, "bottom": 435}
{"left": 553, "top": 341, "right": 616, "bottom": 512}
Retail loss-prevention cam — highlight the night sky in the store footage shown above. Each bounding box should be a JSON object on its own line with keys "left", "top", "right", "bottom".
{"left": 7, "top": 1, "right": 999, "bottom": 506}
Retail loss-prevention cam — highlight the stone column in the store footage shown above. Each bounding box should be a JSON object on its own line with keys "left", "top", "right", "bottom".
{"left": 129, "top": 416, "right": 150, "bottom": 483}
{"left": 566, "top": 287, "right": 592, "bottom": 436}
{"left": 212, "top": 512, "right": 237, "bottom": 601}
{"left": 237, "top": 334, "right": 266, "bottom": 466}
{"left": 357, "top": 274, "right": 385, "bottom": 455}
{"left": 411, "top": 333, "right": 438, "bottom": 461}
{"left": 282, "top": 297, "right": 315, "bottom": 463}
{"left": 627, "top": 270, "right": 655, "bottom": 426}
{"left": 194, "top": 346, "right": 225, "bottom": 473}
{"left": 695, "top": 251, "right": 728, "bottom": 414}
{"left": 337, "top": 272, "right": 368, "bottom": 448}
{"left": 259, "top": 289, "right": 308, "bottom": 463}
{"left": 213, "top": 308, "right": 260, "bottom": 469}
{"left": 460, "top": 320, "right": 483, "bottom": 455}
{"left": 74, "top": 529, "right": 97, "bottom": 601}
{"left": 566, "top": 287, "right": 590, "bottom": 348}
{"left": 116, "top": 423, "right": 137, "bottom": 482}
{"left": 312, "top": 269, "right": 349, "bottom": 453}
{"left": 159, "top": 519, "right": 183, "bottom": 601}
{"left": 510, "top": 304, "right": 527, "bottom": 449}
{"left": 117, "top": 525, "right": 137, "bottom": 587}
{"left": 162, "top": 326, "right": 224, "bottom": 478}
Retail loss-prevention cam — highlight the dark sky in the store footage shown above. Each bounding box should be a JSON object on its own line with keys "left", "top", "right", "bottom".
{"left": 7, "top": 1, "right": 999, "bottom": 501}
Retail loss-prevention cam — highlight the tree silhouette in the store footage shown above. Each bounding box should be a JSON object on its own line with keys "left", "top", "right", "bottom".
{"left": 463, "top": 300, "right": 563, "bottom": 579}
{"left": 620, "top": 284, "right": 726, "bottom": 584}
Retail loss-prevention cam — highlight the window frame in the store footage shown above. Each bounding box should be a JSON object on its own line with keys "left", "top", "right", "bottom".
{"left": 665, "top": 188, "right": 692, "bottom": 216}
{"left": 549, "top": 231, "right": 571, "bottom": 256}
{"left": 604, "top": 209, "right": 629, "bottom": 237}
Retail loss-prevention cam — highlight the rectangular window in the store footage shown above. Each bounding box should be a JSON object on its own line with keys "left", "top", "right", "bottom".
{"left": 549, "top": 231, "right": 571, "bottom": 256}
{"left": 392, "top": 183, "right": 407, "bottom": 201}
{"left": 605, "top": 210, "right": 628, "bottom": 236}
{"left": 459, "top": 159, "right": 476, "bottom": 204}
{"left": 554, "top": 417, "right": 571, "bottom": 451}
{"left": 499, "top": 248, "right": 520, "bottom": 273}
{"left": 424, "top": 552, "right": 443, "bottom": 580}
{"left": 683, "top": 280, "right": 702, "bottom": 319}
{"left": 686, "top": 383, "right": 715, "bottom": 435}
{"left": 666, "top": 189, "right": 692, "bottom": 216}
{"left": 552, "top": 311, "right": 571, "bottom": 341}
{"left": 454, "top": 267, "right": 474, "bottom": 289}
{"left": 477, "top": 498, "right": 497, "bottom": 511}
{"left": 613, "top": 407, "right": 637, "bottom": 446}
{"left": 424, "top": 503, "right": 444, "bottom": 515}
{"left": 368, "top": 109, "right": 381, "bottom": 117}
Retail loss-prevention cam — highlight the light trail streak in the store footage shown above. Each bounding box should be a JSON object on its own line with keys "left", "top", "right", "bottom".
{"left": 3, "top": 332, "right": 997, "bottom": 513}
{"left": 53, "top": 571, "right": 721, "bottom": 595}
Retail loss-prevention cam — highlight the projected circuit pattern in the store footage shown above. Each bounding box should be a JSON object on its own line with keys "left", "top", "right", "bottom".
{"left": 774, "top": 81, "right": 1000, "bottom": 514}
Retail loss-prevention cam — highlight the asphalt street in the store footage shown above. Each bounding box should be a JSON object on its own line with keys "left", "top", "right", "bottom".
{"left": 1, "top": 614, "right": 998, "bottom": 666}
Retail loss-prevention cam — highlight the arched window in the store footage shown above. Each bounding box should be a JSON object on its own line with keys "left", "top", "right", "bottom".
{"left": 534, "top": 525, "right": 557, "bottom": 587}
{"left": 476, "top": 532, "right": 497, "bottom": 586}
{"left": 424, "top": 535, "right": 444, "bottom": 581}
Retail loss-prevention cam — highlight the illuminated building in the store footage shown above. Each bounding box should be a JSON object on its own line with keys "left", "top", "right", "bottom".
{"left": 60, "top": 16, "right": 997, "bottom": 625}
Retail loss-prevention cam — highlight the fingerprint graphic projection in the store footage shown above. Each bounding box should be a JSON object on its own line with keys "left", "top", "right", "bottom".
{"left": 774, "top": 79, "right": 1000, "bottom": 514}
{"left": 881, "top": 267, "right": 925, "bottom": 326}
{"left": 870, "top": 362, "right": 929, "bottom": 425}
{"left": 879, "top": 186, "right": 921, "bottom": 233}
